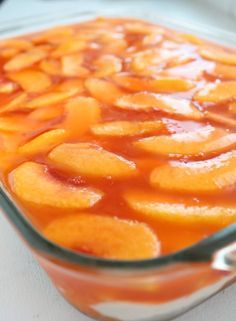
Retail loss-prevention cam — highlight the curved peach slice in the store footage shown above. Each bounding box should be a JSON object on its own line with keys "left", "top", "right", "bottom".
{"left": 7, "top": 70, "right": 51, "bottom": 93}
{"left": 0, "top": 38, "right": 32, "bottom": 51}
{"left": 134, "top": 126, "right": 236, "bottom": 157}
{"left": 91, "top": 120, "right": 164, "bottom": 137}
{"left": 0, "top": 81, "right": 17, "bottom": 94}
{"left": 229, "top": 101, "right": 236, "bottom": 113}
{"left": 112, "top": 74, "right": 194, "bottom": 93}
{"left": 61, "top": 54, "right": 89, "bottom": 77}
{"left": 115, "top": 93, "right": 202, "bottom": 119}
{"left": 58, "top": 79, "right": 84, "bottom": 94}
{"left": 26, "top": 91, "right": 75, "bottom": 109}
{"left": 194, "top": 81, "right": 236, "bottom": 103}
{"left": 200, "top": 46, "right": 236, "bottom": 65}
{"left": 93, "top": 55, "right": 122, "bottom": 77}
{"left": 0, "top": 93, "right": 27, "bottom": 114}
{"left": 150, "top": 150, "right": 236, "bottom": 193}
{"left": 52, "top": 39, "right": 86, "bottom": 57}
{"left": 64, "top": 97, "right": 101, "bottom": 138}
{"left": 4, "top": 48, "right": 48, "bottom": 71}
{"left": 85, "top": 78, "right": 124, "bottom": 105}
{"left": 124, "top": 191, "right": 236, "bottom": 228}
{"left": 0, "top": 116, "right": 25, "bottom": 132}
{"left": 49, "top": 143, "right": 137, "bottom": 179}
{"left": 18, "top": 129, "right": 67, "bottom": 155}
{"left": 212, "top": 64, "right": 236, "bottom": 80}
{"left": 44, "top": 214, "right": 159, "bottom": 260}
{"left": 40, "top": 58, "right": 62, "bottom": 76}
{"left": 10, "top": 162, "right": 103, "bottom": 208}
{"left": 29, "top": 106, "right": 63, "bottom": 121}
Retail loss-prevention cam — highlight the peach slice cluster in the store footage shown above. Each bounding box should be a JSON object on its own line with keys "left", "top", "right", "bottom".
{"left": 0, "top": 17, "right": 235, "bottom": 260}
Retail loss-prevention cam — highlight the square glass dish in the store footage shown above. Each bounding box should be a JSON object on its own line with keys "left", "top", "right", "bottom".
{"left": 0, "top": 9, "right": 236, "bottom": 321}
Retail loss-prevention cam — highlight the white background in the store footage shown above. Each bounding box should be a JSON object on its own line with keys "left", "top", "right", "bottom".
{"left": 0, "top": 1, "right": 236, "bottom": 321}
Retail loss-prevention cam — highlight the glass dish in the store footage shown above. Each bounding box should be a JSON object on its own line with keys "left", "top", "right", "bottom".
{"left": 0, "top": 9, "right": 236, "bottom": 321}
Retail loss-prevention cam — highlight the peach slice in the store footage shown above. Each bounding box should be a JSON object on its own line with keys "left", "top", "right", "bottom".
{"left": 93, "top": 55, "right": 122, "bottom": 77}
{"left": 200, "top": 46, "right": 236, "bottom": 65}
{"left": 18, "top": 129, "right": 67, "bottom": 155}
{"left": 194, "top": 81, "right": 236, "bottom": 103}
{"left": 64, "top": 97, "right": 101, "bottom": 138}
{"left": 32, "top": 26, "right": 74, "bottom": 44}
{"left": 40, "top": 58, "right": 62, "bottom": 76}
{"left": 26, "top": 91, "right": 75, "bottom": 109}
{"left": 85, "top": 78, "right": 124, "bottom": 105}
{"left": 0, "top": 116, "right": 25, "bottom": 132}
{"left": 212, "top": 64, "right": 236, "bottom": 80}
{"left": 124, "top": 191, "right": 236, "bottom": 228}
{"left": 52, "top": 39, "right": 87, "bottom": 57}
{"left": 10, "top": 162, "right": 103, "bottom": 208}
{"left": 29, "top": 106, "right": 63, "bottom": 121}
{"left": 58, "top": 79, "right": 84, "bottom": 94}
{"left": 49, "top": 143, "right": 137, "bottom": 179}
{"left": 0, "top": 38, "right": 32, "bottom": 51}
{"left": 61, "top": 54, "right": 89, "bottom": 77}
{"left": 229, "top": 101, "right": 236, "bottom": 113}
{"left": 150, "top": 150, "right": 236, "bottom": 193}
{"left": 91, "top": 120, "right": 164, "bottom": 137}
{"left": 0, "top": 81, "right": 17, "bottom": 94}
{"left": 0, "top": 93, "right": 27, "bottom": 114}
{"left": 44, "top": 214, "right": 159, "bottom": 260}
{"left": 205, "top": 111, "right": 236, "bottom": 128}
{"left": 112, "top": 74, "right": 194, "bottom": 93}
{"left": 115, "top": 93, "right": 203, "bottom": 119}
{"left": 134, "top": 126, "right": 236, "bottom": 157}
{"left": 7, "top": 70, "right": 51, "bottom": 93}
{"left": 142, "top": 33, "right": 163, "bottom": 46}
{"left": 4, "top": 48, "right": 48, "bottom": 71}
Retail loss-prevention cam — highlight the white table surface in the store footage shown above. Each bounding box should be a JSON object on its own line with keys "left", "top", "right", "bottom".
{"left": 0, "top": 1, "right": 236, "bottom": 321}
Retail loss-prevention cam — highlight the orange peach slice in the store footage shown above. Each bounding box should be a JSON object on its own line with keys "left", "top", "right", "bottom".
{"left": 64, "top": 97, "right": 101, "bottom": 138}
{"left": 0, "top": 93, "right": 27, "bottom": 114}
{"left": 205, "top": 111, "right": 236, "bottom": 128}
{"left": 112, "top": 74, "right": 194, "bottom": 93}
{"left": 10, "top": 162, "right": 103, "bottom": 208}
{"left": 116, "top": 93, "right": 202, "bottom": 119}
{"left": 29, "top": 106, "right": 63, "bottom": 121}
{"left": 0, "top": 117, "right": 25, "bottom": 132}
{"left": 229, "top": 101, "right": 236, "bottom": 113}
{"left": 18, "top": 129, "right": 67, "bottom": 155}
{"left": 58, "top": 79, "right": 84, "bottom": 94}
{"left": 61, "top": 54, "right": 89, "bottom": 77}
{"left": 49, "top": 143, "right": 137, "bottom": 179}
{"left": 212, "top": 64, "right": 236, "bottom": 80}
{"left": 93, "top": 55, "right": 122, "bottom": 77}
{"left": 134, "top": 126, "right": 236, "bottom": 157}
{"left": 40, "top": 58, "right": 62, "bottom": 76}
{"left": 26, "top": 91, "right": 75, "bottom": 109}
{"left": 0, "top": 81, "right": 17, "bottom": 94}
{"left": 124, "top": 191, "right": 236, "bottom": 228}
{"left": 44, "top": 214, "right": 159, "bottom": 260}
{"left": 200, "top": 46, "right": 236, "bottom": 65}
{"left": 194, "top": 81, "right": 236, "bottom": 103}
{"left": 7, "top": 70, "right": 51, "bottom": 93}
{"left": 0, "top": 38, "right": 32, "bottom": 51}
{"left": 85, "top": 78, "right": 124, "bottom": 105}
{"left": 150, "top": 150, "right": 236, "bottom": 193}
{"left": 91, "top": 120, "right": 164, "bottom": 137}
{"left": 52, "top": 39, "right": 86, "bottom": 57}
{"left": 4, "top": 48, "right": 48, "bottom": 71}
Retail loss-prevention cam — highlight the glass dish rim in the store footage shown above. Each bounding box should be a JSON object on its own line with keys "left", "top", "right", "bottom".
{"left": 0, "top": 9, "right": 236, "bottom": 271}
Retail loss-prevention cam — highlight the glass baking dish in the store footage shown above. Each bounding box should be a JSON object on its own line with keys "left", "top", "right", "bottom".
{"left": 0, "top": 8, "right": 236, "bottom": 321}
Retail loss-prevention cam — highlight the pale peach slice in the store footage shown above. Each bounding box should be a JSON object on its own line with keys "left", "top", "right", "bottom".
{"left": 115, "top": 93, "right": 203, "bottom": 119}
{"left": 0, "top": 38, "right": 32, "bottom": 51}
{"left": 85, "top": 78, "right": 124, "bottom": 105}
{"left": 124, "top": 191, "right": 236, "bottom": 228}
{"left": 91, "top": 120, "right": 164, "bottom": 137}
{"left": 57, "top": 79, "right": 84, "bottom": 95}
{"left": 194, "top": 81, "right": 236, "bottom": 103}
{"left": 26, "top": 91, "right": 75, "bottom": 109}
{"left": 0, "top": 93, "right": 27, "bottom": 114}
{"left": 205, "top": 111, "right": 236, "bottom": 128}
{"left": 229, "top": 101, "right": 236, "bottom": 113}
{"left": 0, "top": 81, "right": 17, "bottom": 94}
{"left": 29, "top": 106, "right": 64, "bottom": 121}
{"left": 150, "top": 150, "right": 236, "bottom": 193}
{"left": 93, "top": 55, "right": 122, "bottom": 77}
{"left": 18, "top": 129, "right": 67, "bottom": 155}
{"left": 52, "top": 39, "right": 87, "bottom": 57}
{"left": 61, "top": 54, "right": 89, "bottom": 77}
{"left": 4, "top": 48, "right": 48, "bottom": 71}
{"left": 44, "top": 214, "right": 159, "bottom": 260}
{"left": 200, "top": 46, "right": 236, "bottom": 65}
{"left": 49, "top": 143, "right": 137, "bottom": 179}
{"left": 40, "top": 58, "right": 62, "bottom": 76}
{"left": 10, "top": 162, "right": 103, "bottom": 208}
{"left": 64, "top": 97, "right": 101, "bottom": 138}
{"left": 112, "top": 74, "right": 194, "bottom": 93}
{"left": 7, "top": 70, "right": 51, "bottom": 93}
{"left": 212, "top": 64, "right": 236, "bottom": 80}
{"left": 135, "top": 126, "right": 236, "bottom": 157}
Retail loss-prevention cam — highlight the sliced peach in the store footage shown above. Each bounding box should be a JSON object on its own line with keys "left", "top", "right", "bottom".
{"left": 61, "top": 54, "right": 89, "bottom": 77}
{"left": 49, "top": 143, "right": 137, "bottom": 179}
{"left": 0, "top": 93, "right": 27, "bottom": 114}
{"left": 115, "top": 93, "right": 203, "bottom": 119}
{"left": 194, "top": 81, "right": 236, "bottom": 103}
{"left": 93, "top": 55, "right": 122, "bottom": 77}
{"left": 0, "top": 81, "right": 17, "bottom": 94}
{"left": 7, "top": 70, "right": 51, "bottom": 93}
{"left": 26, "top": 91, "right": 75, "bottom": 109}
{"left": 52, "top": 39, "right": 86, "bottom": 57}
{"left": 200, "top": 46, "right": 236, "bottom": 65}
{"left": 0, "top": 48, "right": 20, "bottom": 58}
{"left": 58, "top": 79, "right": 84, "bottom": 95}
{"left": 85, "top": 78, "right": 124, "bottom": 105}
{"left": 91, "top": 120, "right": 164, "bottom": 137}
{"left": 0, "top": 116, "right": 25, "bottom": 132}
{"left": 40, "top": 58, "right": 61, "bottom": 76}
{"left": 150, "top": 150, "right": 236, "bottom": 193}
{"left": 0, "top": 38, "right": 32, "bottom": 51}
{"left": 18, "top": 129, "right": 67, "bottom": 155}
{"left": 32, "top": 26, "right": 74, "bottom": 44}
{"left": 206, "top": 111, "right": 236, "bottom": 128}
{"left": 29, "top": 106, "right": 63, "bottom": 121}
{"left": 212, "top": 63, "right": 236, "bottom": 80}
{"left": 179, "top": 33, "right": 203, "bottom": 45}
{"left": 229, "top": 101, "right": 236, "bottom": 113}
{"left": 10, "top": 162, "right": 103, "bottom": 208}
{"left": 135, "top": 126, "right": 236, "bottom": 157}
{"left": 4, "top": 48, "right": 48, "bottom": 71}
{"left": 112, "top": 73, "right": 194, "bottom": 93}
{"left": 124, "top": 191, "right": 236, "bottom": 228}
{"left": 64, "top": 97, "right": 101, "bottom": 138}
{"left": 44, "top": 214, "right": 159, "bottom": 260}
